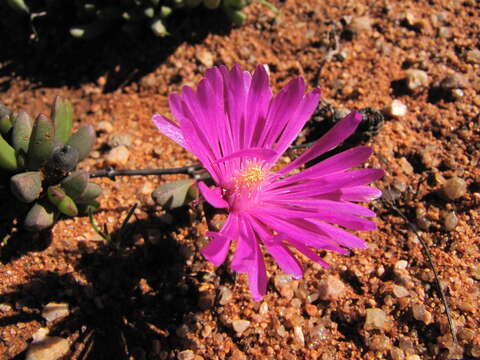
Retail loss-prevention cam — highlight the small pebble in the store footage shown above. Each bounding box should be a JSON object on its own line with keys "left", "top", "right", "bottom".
{"left": 406, "top": 355, "right": 421, "bottom": 360}
{"left": 196, "top": 49, "right": 214, "bottom": 67}
{"left": 405, "top": 69, "right": 428, "bottom": 90}
{"left": 395, "top": 260, "right": 408, "bottom": 271}
{"left": 399, "top": 157, "right": 414, "bottom": 175}
{"left": 348, "top": 16, "right": 372, "bottom": 33}
{"left": 274, "top": 274, "right": 298, "bottom": 299}
{"left": 96, "top": 121, "right": 113, "bottom": 134}
{"left": 0, "top": 303, "right": 13, "bottom": 312}
{"left": 438, "top": 26, "right": 452, "bottom": 39}
{"left": 318, "top": 275, "right": 346, "bottom": 301}
{"left": 442, "top": 211, "right": 458, "bottom": 231}
{"left": 177, "top": 350, "right": 195, "bottom": 360}
{"left": 259, "top": 302, "right": 269, "bottom": 315}
{"left": 367, "top": 334, "right": 391, "bottom": 351}
{"left": 440, "top": 177, "right": 467, "bottom": 200}
{"left": 411, "top": 304, "right": 432, "bottom": 324}
{"left": 31, "top": 328, "right": 49, "bottom": 343}
{"left": 105, "top": 145, "right": 130, "bottom": 167}
{"left": 107, "top": 133, "right": 133, "bottom": 148}
{"left": 232, "top": 320, "right": 250, "bottom": 336}
{"left": 451, "top": 88, "right": 464, "bottom": 99}
{"left": 218, "top": 286, "right": 233, "bottom": 305}
{"left": 41, "top": 302, "right": 69, "bottom": 322}
{"left": 390, "top": 347, "right": 405, "bottom": 360}
{"left": 386, "top": 99, "right": 407, "bottom": 118}
{"left": 364, "top": 308, "right": 390, "bottom": 331}
{"left": 393, "top": 285, "right": 409, "bottom": 298}
{"left": 25, "top": 336, "right": 70, "bottom": 360}
{"left": 293, "top": 326, "right": 305, "bottom": 346}
{"left": 439, "top": 74, "right": 467, "bottom": 90}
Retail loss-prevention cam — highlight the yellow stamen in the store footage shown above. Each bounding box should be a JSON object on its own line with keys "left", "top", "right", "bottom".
{"left": 234, "top": 163, "right": 266, "bottom": 191}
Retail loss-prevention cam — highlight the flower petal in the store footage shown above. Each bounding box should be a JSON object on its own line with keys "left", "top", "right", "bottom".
{"left": 278, "top": 110, "right": 363, "bottom": 175}
{"left": 340, "top": 186, "right": 383, "bottom": 202}
{"left": 201, "top": 232, "right": 232, "bottom": 266}
{"left": 152, "top": 114, "right": 188, "bottom": 149}
{"left": 198, "top": 182, "right": 228, "bottom": 208}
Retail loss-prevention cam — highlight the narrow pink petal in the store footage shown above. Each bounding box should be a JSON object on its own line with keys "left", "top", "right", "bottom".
{"left": 265, "top": 237, "right": 304, "bottom": 279}
{"left": 231, "top": 217, "right": 255, "bottom": 273}
{"left": 201, "top": 214, "right": 238, "bottom": 265}
{"left": 248, "top": 241, "right": 268, "bottom": 301}
{"left": 267, "top": 199, "right": 377, "bottom": 217}
{"left": 287, "top": 239, "right": 330, "bottom": 268}
{"left": 273, "top": 88, "right": 321, "bottom": 157}
{"left": 258, "top": 77, "right": 306, "bottom": 148}
{"left": 340, "top": 186, "right": 383, "bottom": 202}
{"left": 267, "top": 169, "right": 385, "bottom": 196}
{"left": 201, "top": 232, "right": 231, "bottom": 266}
{"left": 283, "top": 146, "right": 373, "bottom": 183}
{"left": 278, "top": 111, "right": 363, "bottom": 176}
{"left": 214, "top": 148, "right": 277, "bottom": 164}
{"left": 152, "top": 114, "right": 188, "bottom": 150}
{"left": 198, "top": 182, "right": 228, "bottom": 208}
{"left": 245, "top": 65, "right": 273, "bottom": 148}
{"left": 308, "top": 220, "right": 366, "bottom": 249}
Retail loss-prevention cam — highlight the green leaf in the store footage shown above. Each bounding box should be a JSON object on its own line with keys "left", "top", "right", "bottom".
{"left": 152, "top": 179, "right": 197, "bottom": 209}
{"left": 24, "top": 202, "right": 55, "bottom": 232}
{"left": 66, "top": 124, "right": 95, "bottom": 161}
{"left": 0, "top": 115, "right": 13, "bottom": 135}
{"left": 27, "top": 114, "right": 55, "bottom": 170}
{"left": 47, "top": 185, "right": 66, "bottom": 206}
{"left": 12, "top": 111, "right": 33, "bottom": 168}
{"left": 51, "top": 96, "right": 73, "bottom": 144}
{"left": 6, "top": 0, "right": 29, "bottom": 14}
{"left": 75, "top": 182, "right": 102, "bottom": 203}
{"left": 0, "top": 134, "right": 18, "bottom": 171}
{"left": 61, "top": 170, "right": 89, "bottom": 199}
{"left": 56, "top": 195, "right": 78, "bottom": 217}
{"left": 10, "top": 171, "right": 43, "bottom": 203}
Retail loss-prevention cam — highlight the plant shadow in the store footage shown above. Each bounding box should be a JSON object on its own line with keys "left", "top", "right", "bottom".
{"left": 0, "top": 4, "right": 232, "bottom": 92}
{"left": 0, "top": 208, "right": 204, "bottom": 359}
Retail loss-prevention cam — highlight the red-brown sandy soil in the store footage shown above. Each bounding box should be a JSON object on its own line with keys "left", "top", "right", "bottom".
{"left": 0, "top": 0, "right": 479, "bottom": 359}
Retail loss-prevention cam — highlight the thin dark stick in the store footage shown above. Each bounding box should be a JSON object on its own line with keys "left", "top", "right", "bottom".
{"left": 384, "top": 199, "right": 457, "bottom": 343}
{"left": 88, "top": 143, "right": 316, "bottom": 181}
{"left": 89, "top": 164, "right": 202, "bottom": 180}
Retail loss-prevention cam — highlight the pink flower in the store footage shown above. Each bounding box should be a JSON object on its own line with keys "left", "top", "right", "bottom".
{"left": 153, "top": 65, "right": 383, "bottom": 300}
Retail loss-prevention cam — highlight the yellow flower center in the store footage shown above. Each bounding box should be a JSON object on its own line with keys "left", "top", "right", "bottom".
{"left": 233, "top": 162, "right": 267, "bottom": 192}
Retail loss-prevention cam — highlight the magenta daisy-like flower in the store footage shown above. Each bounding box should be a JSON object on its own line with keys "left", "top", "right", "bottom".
{"left": 153, "top": 64, "right": 383, "bottom": 300}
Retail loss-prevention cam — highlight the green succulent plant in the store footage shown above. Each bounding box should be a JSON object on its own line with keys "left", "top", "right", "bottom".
{"left": 0, "top": 97, "right": 101, "bottom": 232}
{"left": 3, "top": 0, "right": 252, "bottom": 40}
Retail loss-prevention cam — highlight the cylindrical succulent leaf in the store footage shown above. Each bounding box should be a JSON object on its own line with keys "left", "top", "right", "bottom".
{"left": 48, "top": 145, "right": 80, "bottom": 172}
{"left": 12, "top": 111, "right": 33, "bottom": 168}
{"left": 203, "top": 0, "right": 221, "bottom": 9}
{"left": 51, "top": 96, "right": 73, "bottom": 145}
{"left": 10, "top": 171, "right": 43, "bottom": 203}
{"left": 0, "top": 114, "right": 13, "bottom": 135}
{"left": 24, "top": 202, "right": 55, "bottom": 232}
{"left": 75, "top": 182, "right": 102, "bottom": 204}
{"left": 224, "top": 8, "right": 246, "bottom": 25}
{"left": 61, "top": 170, "right": 89, "bottom": 199}
{"left": 27, "top": 114, "right": 55, "bottom": 170}
{"left": 144, "top": 7, "right": 155, "bottom": 18}
{"left": 47, "top": 185, "right": 66, "bottom": 206}
{"left": 56, "top": 195, "right": 79, "bottom": 217}
{"left": 6, "top": 0, "right": 30, "bottom": 13}
{"left": 66, "top": 124, "right": 95, "bottom": 161}
{"left": 151, "top": 18, "right": 168, "bottom": 37}
{"left": 0, "top": 134, "right": 18, "bottom": 171}
{"left": 70, "top": 21, "right": 112, "bottom": 39}
{"left": 160, "top": 6, "right": 172, "bottom": 17}
{"left": 224, "top": 0, "right": 247, "bottom": 9}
